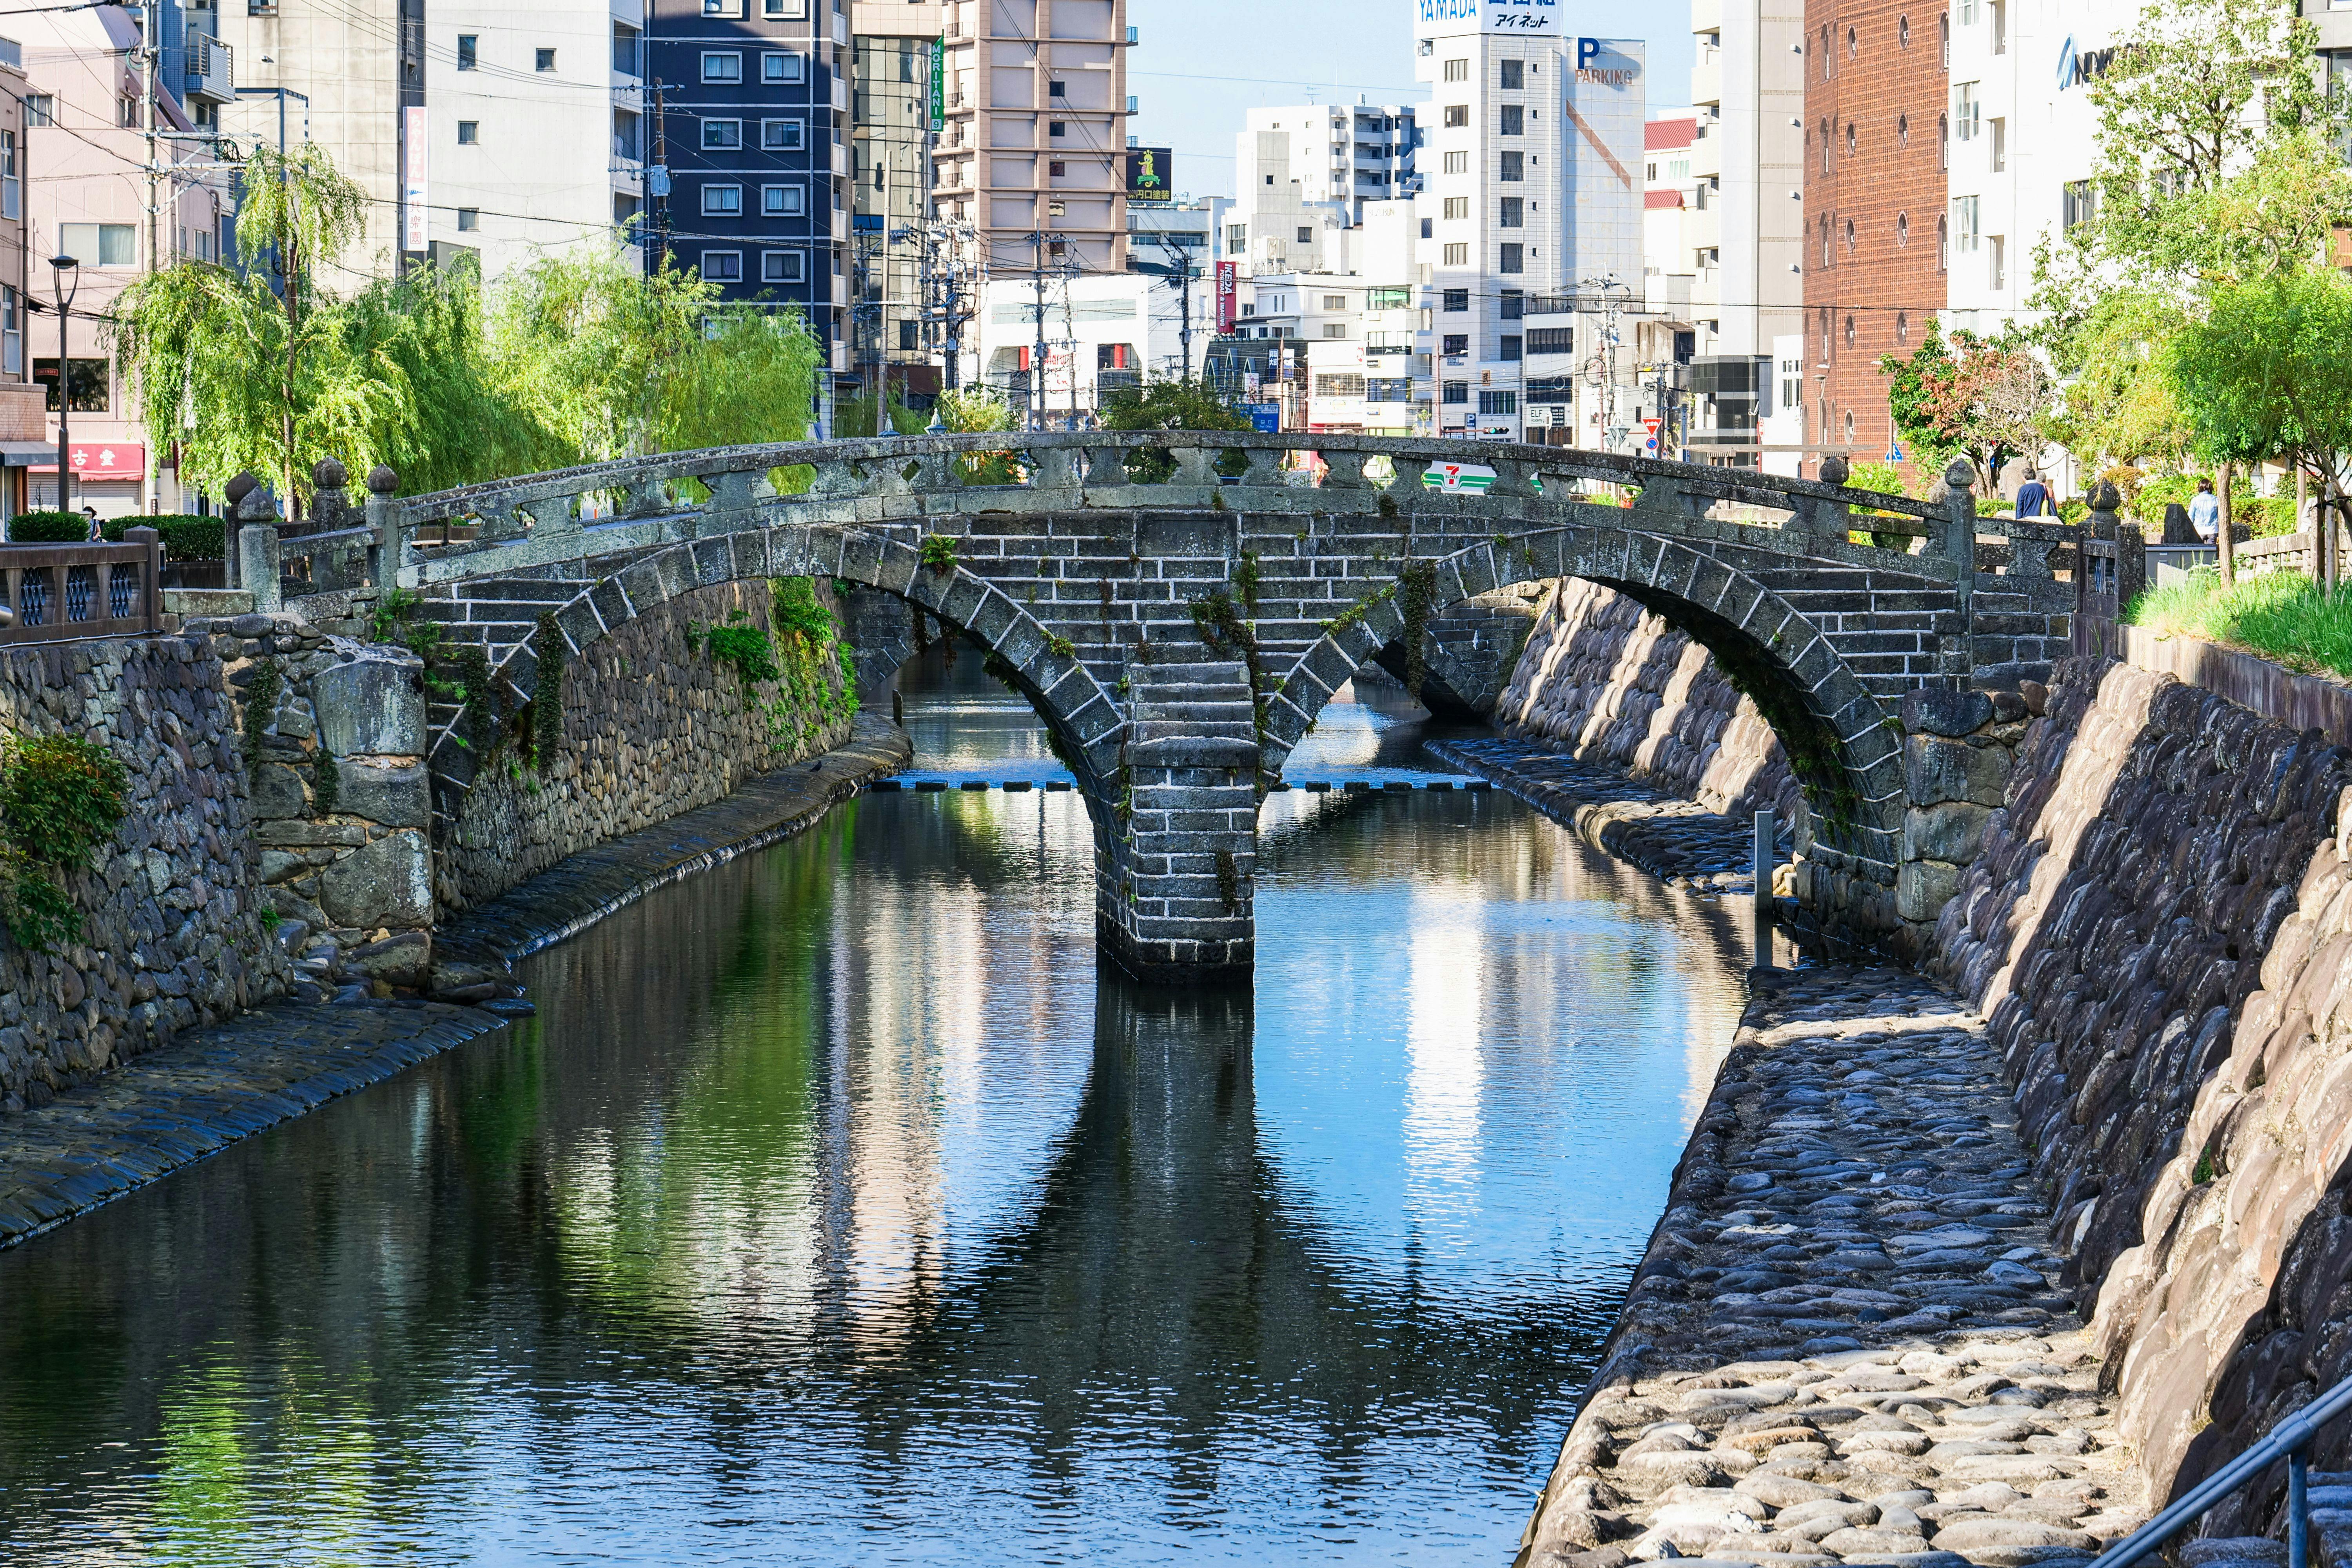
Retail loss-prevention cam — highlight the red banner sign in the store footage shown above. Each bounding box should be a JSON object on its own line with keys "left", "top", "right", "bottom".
{"left": 31, "top": 442, "right": 147, "bottom": 480}
{"left": 1216, "top": 261, "right": 1237, "bottom": 334}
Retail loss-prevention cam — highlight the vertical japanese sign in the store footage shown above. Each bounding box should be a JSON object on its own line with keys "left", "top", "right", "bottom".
{"left": 402, "top": 106, "right": 428, "bottom": 252}
{"left": 1216, "top": 261, "right": 1236, "bottom": 332}
{"left": 929, "top": 38, "right": 945, "bottom": 128}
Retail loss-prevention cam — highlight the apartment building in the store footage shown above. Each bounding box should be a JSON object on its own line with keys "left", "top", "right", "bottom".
{"left": 19, "top": 7, "right": 220, "bottom": 515}
{"left": 647, "top": 0, "right": 844, "bottom": 366}
{"left": 848, "top": 4, "right": 946, "bottom": 399}
{"left": 1800, "top": 0, "right": 1947, "bottom": 481}
{"left": 1226, "top": 101, "right": 1418, "bottom": 278}
{"left": 428, "top": 5, "right": 648, "bottom": 281}
{"left": 935, "top": 0, "right": 1130, "bottom": 276}
{"left": 1412, "top": 5, "right": 1645, "bottom": 446}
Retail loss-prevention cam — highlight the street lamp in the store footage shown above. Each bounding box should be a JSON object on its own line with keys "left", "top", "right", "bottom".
{"left": 48, "top": 254, "right": 77, "bottom": 522}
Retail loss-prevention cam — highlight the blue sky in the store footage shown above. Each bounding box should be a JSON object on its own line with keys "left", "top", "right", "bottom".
{"left": 1126, "top": 0, "right": 1697, "bottom": 203}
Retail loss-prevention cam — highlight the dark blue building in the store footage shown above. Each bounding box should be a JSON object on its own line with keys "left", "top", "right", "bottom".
{"left": 646, "top": 0, "right": 840, "bottom": 359}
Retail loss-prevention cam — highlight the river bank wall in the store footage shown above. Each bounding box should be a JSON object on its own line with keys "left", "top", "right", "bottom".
{"left": 1519, "top": 650, "right": 2352, "bottom": 1568}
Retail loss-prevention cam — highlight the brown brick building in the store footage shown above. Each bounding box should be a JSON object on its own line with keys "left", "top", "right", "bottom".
{"left": 1801, "top": 0, "right": 1948, "bottom": 484}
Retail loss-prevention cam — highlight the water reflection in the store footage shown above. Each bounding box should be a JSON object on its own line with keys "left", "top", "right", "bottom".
{"left": 0, "top": 670, "right": 1757, "bottom": 1563}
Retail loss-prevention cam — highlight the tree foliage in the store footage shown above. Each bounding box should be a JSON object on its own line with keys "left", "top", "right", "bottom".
{"left": 2169, "top": 270, "right": 2352, "bottom": 526}
{"left": 108, "top": 142, "right": 819, "bottom": 508}
{"left": 1098, "top": 379, "right": 1250, "bottom": 433}
{"left": 1878, "top": 321, "right": 2049, "bottom": 491}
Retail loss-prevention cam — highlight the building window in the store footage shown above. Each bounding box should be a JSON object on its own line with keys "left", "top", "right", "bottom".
{"left": 1500, "top": 335, "right": 1522, "bottom": 361}
{"left": 34, "top": 358, "right": 109, "bottom": 413}
{"left": 1952, "top": 194, "right": 1980, "bottom": 251}
{"left": 1479, "top": 390, "right": 1517, "bottom": 414}
{"left": 59, "top": 223, "right": 134, "bottom": 266}
{"left": 1845, "top": 410, "right": 1857, "bottom": 443}
{"left": 1049, "top": 79, "right": 1067, "bottom": 98}
{"left": 1, "top": 132, "right": 17, "bottom": 221}
{"left": 1819, "top": 117, "right": 1831, "bottom": 172}
{"left": 1843, "top": 218, "right": 1855, "bottom": 252}
{"left": 1049, "top": 121, "right": 1066, "bottom": 137}
{"left": 761, "top": 250, "right": 805, "bottom": 283}
{"left": 537, "top": 47, "right": 556, "bottom": 72}
{"left": 1443, "top": 104, "right": 1468, "bottom": 127}
{"left": 1322, "top": 293, "right": 1347, "bottom": 309}
{"left": 1441, "top": 381, "right": 1468, "bottom": 403}
{"left": 762, "top": 118, "right": 806, "bottom": 151}
{"left": 1939, "top": 115, "right": 1949, "bottom": 167}
{"left": 766, "top": 0, "right": 807, "bottom": 15}
{"left": 1819, "top": 24, "right": 1831, "bottom": 78}
{"left": 1819, "top": 216, "right": 1829, "bottom": 267}
{"left": 1990, "top": 234, "right": 2006, "bottom": 289}
{"left": 1499, "top": 58, "right": 1524, "bottom": 89}
{"left": 1941, "top": 11, "right": 1950, "bottom": 67}
{"left": 1844, "top": 315, "right": 1855, "bottom": 348}
{"left": 2062, "top": 180, "right": 2098, "bottom": 229}
{"left": 1896, "top": 312, "right": 1909, "bottom": 343}
{"left": 1499, "top": 196, "right": 1523, "bottom": 227}
{"left": 764, "top": 53, "right": 804, "bottom": 84}
{"left": 702, "top": 250, "right": 743, "bottom": 282}
{"left": 457, "top": 121, "right": 478, "bottom": 145}
{"left": 1443, "top": 150, "right": 1468, "bottom": 174}
{"left": 1900, "top": 13, "right": 1911, "bottom": 45}
{"left": 1442, "top": 333, "right": 1469, "bottom": 356}
{"left": 703, "top": 0, "right": 745, "bottom": 14}
{"left": 1526, "top": 327, "right": 1572, "bottom": 354}
{"left": 1847, "top": 24, "right": 1858, "bottom": 54}
{"left": 703, "top": 183, "right": 743, "bottom": 216}
{"left": 456, "top": 208, "right": 479, "bottom": 231}
{"left": 1938, "top": 214, "right": 1949, "bottom": 269}
{"left": 1499, "top": 151, "right": 1523, "bottom": 181}
{"left": 1954, "top": 82, "right": 1979, "bottom": 140}
{"left": 1845, "top": 121, "right": 1856, "bottom": 156}
{"left": 1499, "top": 105, "right": 1524, "bottom": 134}
{"left": 762, "top": 183, "right": 805, "bottom": 216}
{"left": 1322, "top": 322, "right": 1346, "bottom": 339}
{"left": 1296, "top": 226, "right": 1312, "bottom": 244}
{"left": 1442, "top": 242, "right": 1468, "bottom": 265}
{"left": 1500, "top": 289, "right": 1524, "bottom": 320}
{"left": 1442, "top": 288, "right": 1468, "bottom": 311}
{"left": 1898, "top": 113, "right": 1909, "bottom": 146}
{"left": 1, "top": 286, "right": 18, "bottom": 377}
{"left": 704, "top": 118, "right": 744, "bottom": 150}
{"left": 1442, "top": 196, "right": 1469, "bottom": 220}
{"left": 1499, "top": 242, "right": 1524, "bottom": 273}
{"left": 457, "top": 34, "right": 477, "bottom": 70}
{"left": 1897, "top": 211, "right": 1910, "bottom": 245}
{"left": 1443, "top": 58, "right": 1468, "bottom": 81}
{"left": 703, "top": 51, "right": 743, "bottom": 83}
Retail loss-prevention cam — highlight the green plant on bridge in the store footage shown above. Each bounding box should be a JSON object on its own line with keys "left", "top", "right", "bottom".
{"left": 693, "top": 610, "right": 784, "bottom": 690}
{"left": 368, "top": 588, "right": 443, "bottom": 661}
{"left": 530, "top": 612, "right": 566, "bottom": 772}
{"left": 1397, "top": 559, "right": 1439, "bottom": 703}
{"left": 0, "top": 732, "right": 128, "bottom": 951}
{"left": 920, "top": 534, "right": 960, "bottom": 573}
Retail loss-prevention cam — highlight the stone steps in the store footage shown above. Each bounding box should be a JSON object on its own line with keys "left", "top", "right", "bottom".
{"left": 1127, "top": 661, "right": 1259, "bottom": 767}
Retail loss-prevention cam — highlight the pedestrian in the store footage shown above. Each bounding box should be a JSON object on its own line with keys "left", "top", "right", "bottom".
{"left": 2013, "top": 466, "right": 2052, "bottom": 519}
{"left": 80, "top": 504, "right": 98, "bottom": 541}
{"left": 2188, "top": 476, "right": 2221, "bottom": 544}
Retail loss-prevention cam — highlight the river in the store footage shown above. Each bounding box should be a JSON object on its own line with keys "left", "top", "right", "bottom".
{"left": 0, "top": 651, "right": 1767, "bottom": 1564}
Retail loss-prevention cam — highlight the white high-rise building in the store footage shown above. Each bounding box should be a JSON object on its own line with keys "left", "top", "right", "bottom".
{"left": 1408, "top": 2, "right": 1644, "bottom": 446}
{"left": 1229, "top": 102, "right": 1420, "bottom": 278}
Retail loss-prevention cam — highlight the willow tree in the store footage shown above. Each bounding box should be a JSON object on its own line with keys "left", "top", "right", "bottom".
{"left": 106, "top": 142, "right": 370, "bottom": 508}
{"left": 489, "top": 247, "right": 822, "bottom": 461}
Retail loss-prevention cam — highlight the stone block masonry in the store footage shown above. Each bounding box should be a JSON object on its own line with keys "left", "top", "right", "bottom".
{"left": 0, "top": 637, "right": 290, "bottom": 1111}
{"left": 439, "top": 578, "right": 857, "bottom": 916}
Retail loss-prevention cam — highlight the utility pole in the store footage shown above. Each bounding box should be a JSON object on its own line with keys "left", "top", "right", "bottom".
{"left": 649, "top": 81, "right": 670, "bottom": 273}
{"left": 141, "top": 0, "right": 160, "bottom": 513}
{"left": 1029, "top": 230, "right": 1048, "bottom": 432}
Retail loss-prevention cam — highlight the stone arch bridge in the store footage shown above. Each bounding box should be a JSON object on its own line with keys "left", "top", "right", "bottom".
{"left": 308, "top": 432, "right": 2074, "bottom": 982}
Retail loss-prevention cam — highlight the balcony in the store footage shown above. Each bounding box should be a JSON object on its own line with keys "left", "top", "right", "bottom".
{"left": 184, "top": 33, "right": 233, "bottom": 105}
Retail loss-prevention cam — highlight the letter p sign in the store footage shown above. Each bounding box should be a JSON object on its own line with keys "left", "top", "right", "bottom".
{"left": 1577, "top": 36, "right": 1601, "bottom": 68}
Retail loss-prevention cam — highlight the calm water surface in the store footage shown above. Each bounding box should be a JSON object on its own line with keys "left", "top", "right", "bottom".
{"left": 0, "top": 652, "right": 1766, "bottom": 1564}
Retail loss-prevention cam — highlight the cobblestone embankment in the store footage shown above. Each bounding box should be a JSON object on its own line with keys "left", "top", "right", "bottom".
{"left": 1431, "top": 737, "right": 1773, "bottom": 895}
{"left": 0, "top": 717, "right": 909, "bottom": 1250}
{"left": 1522, "top": 966, "right": 2149, "bottom": 1568}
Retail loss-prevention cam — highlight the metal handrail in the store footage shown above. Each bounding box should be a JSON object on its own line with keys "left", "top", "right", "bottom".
{"left": 2085, "top": 1372, "right": 2352, "bottom": 1568}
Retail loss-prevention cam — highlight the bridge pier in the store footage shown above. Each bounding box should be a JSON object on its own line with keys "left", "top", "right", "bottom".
{"left": 1095, "top": 660, "right": 1259, "bottom": 985}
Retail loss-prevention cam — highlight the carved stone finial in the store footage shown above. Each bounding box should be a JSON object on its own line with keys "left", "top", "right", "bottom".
{"left": 313, "top": 457, "right": 348, "bottom": 490}
{"left": 1818, "top": 455, "right": 1851, "bottom": 487}
{"left": 1944, "top": 457, "right": 1978, "bottom": 492}
{"left": 223, "top": 472, "right": 258, "bottom": 507}
{"left": 2088, "top": 479, "right": 2122, "bottom": 514}
{"left": 367, "top": 464, "right": 399, "bottom": 495}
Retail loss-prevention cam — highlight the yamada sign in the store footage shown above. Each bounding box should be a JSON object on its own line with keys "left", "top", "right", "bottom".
{"left": 1415, "top": 0, "right": 1559, "bottom": 38}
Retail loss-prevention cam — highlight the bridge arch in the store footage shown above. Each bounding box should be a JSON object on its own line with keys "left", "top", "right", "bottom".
{"left": 1255, "top": 524, "right": 1906, "bottom": 869}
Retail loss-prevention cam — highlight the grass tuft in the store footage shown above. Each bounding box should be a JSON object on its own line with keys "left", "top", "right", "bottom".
{"left": 2127, "top": 568, "right": 2352, "bottom": 683}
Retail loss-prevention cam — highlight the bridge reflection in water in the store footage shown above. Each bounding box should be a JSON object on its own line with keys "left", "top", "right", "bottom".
{"left": 0, "top": 676, "right": 1762, "bottom": 1563}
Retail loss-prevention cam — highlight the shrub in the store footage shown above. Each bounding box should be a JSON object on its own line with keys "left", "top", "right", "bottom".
{"left": 8, "top": 511, "right": 88, "bottom": 543}
{"left": 0, "top": 731, "right": 129, "bottom": 950}
{"left": 2128, "top": 567, "right": 2352, "bottom": 681}
{"left": 99, "top": 514, "right": 227, "bottom": 561}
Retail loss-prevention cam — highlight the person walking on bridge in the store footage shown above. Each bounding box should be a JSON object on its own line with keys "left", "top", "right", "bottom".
{"left": 2013, "top": 466, "right": 2053, "bottom": 519}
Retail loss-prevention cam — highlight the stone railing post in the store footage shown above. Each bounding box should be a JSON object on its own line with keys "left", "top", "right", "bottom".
{"left": 231, "top": 472, "right": 284, "bottom": 613}
{"left": 367, "top": 464, "right": 402, "bottom": 594}
{"left": 1793, "top": 455, "right": 1854, "bottom": 542}
{"left": 309, "top": 457, "right": 352, "bottom": 532}
{"left": 1931, "top": 457, "right": 1978, "bottom": 578}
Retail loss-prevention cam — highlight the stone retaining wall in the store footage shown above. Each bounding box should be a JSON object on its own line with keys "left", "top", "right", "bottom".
{"left": 1927, "top": 657, "right": 2352, "bottom": 1512}
{"left": 439, "top": 578, "right": 857, "bottom": 915}
{"left": 1496, "top": 577, "right": 1800, "bottom": 826}
{"left": 0, "top": 638, "right": 287, "bottom": 1110}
